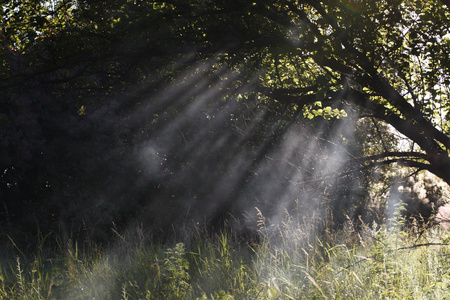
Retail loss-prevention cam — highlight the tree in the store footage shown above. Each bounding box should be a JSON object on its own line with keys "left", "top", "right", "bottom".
{"left": 129, "top": 0, "right": 449, "bottom": 187}
{"left": 1, "top": 0, "right": 449, "bottom": 240}
{"left": 59, "top": 0, "right": 448, "bottom": 187}
{"left": 248, "top": 0, "right": 450, "bottom": 186}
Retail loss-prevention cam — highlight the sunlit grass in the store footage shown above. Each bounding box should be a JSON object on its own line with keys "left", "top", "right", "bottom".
{"left": 1, "top": 211, "right": 450, "bottom": 299}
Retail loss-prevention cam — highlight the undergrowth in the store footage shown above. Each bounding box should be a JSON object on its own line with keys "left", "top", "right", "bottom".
{"left": 1, "top": 210, "right": 450, "bottom": 299}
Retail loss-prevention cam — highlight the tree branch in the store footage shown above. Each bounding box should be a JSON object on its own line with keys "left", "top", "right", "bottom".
{"left": 353, "top": 151, "right": 428, "bottom": 162}
{"left": 263, "top": 85, "right": 445, "bottom": 158}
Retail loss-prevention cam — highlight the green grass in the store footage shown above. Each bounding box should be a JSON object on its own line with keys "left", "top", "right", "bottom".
{"left": 2, "top": 212, "right": 450, "bottom": 299}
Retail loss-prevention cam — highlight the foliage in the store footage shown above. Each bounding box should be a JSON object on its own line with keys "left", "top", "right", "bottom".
{"left": 1, "top": 0, "right": 450, "bottom": 246}
{"left": 0, "top": 2, "right": 449, "bottom": 298}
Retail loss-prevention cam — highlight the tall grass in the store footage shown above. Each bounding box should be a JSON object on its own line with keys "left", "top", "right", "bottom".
{"left": 1, "top": 209, "right": 450, "bottom": 299}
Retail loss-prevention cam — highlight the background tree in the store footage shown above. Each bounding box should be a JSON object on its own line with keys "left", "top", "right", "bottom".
{"left": 1, "top": 0, "right": 449, "bottom": 243}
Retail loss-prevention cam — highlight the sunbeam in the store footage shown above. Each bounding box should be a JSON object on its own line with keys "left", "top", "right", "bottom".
{"left": 3, "top": 1, "right": 450, "bottom": 298}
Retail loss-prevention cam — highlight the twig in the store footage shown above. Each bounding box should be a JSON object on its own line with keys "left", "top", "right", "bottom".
{"left": 337, "top": 242, "right": 449, "bottom": 274}
{"left": 396, "top": 243, "right": 448, "bottom": 250}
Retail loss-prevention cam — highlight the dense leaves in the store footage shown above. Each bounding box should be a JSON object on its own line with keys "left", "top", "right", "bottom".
{"left": 1, "top": 0, "right": 449, "bottom": 243}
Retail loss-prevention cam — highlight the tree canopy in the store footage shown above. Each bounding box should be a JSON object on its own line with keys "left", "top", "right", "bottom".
{"left": 1, "top": 0, "right": 450, "bottom": 240}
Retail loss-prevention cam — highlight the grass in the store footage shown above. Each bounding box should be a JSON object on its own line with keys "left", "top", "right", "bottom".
{"left": 1, "top": 210, "right": 450, "bottom": 299}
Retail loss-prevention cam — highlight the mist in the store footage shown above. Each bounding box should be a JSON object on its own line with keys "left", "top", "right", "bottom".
{"left": 59, "top": 55, "right": 369, "bottom": 245}
{"left": 53, "top": 57, "right": 372, "bottom": 298}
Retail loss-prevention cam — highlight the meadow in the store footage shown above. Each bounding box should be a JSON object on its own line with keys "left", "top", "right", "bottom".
{"left": 1, "top": 207, "right": 450, "bottom": 300}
